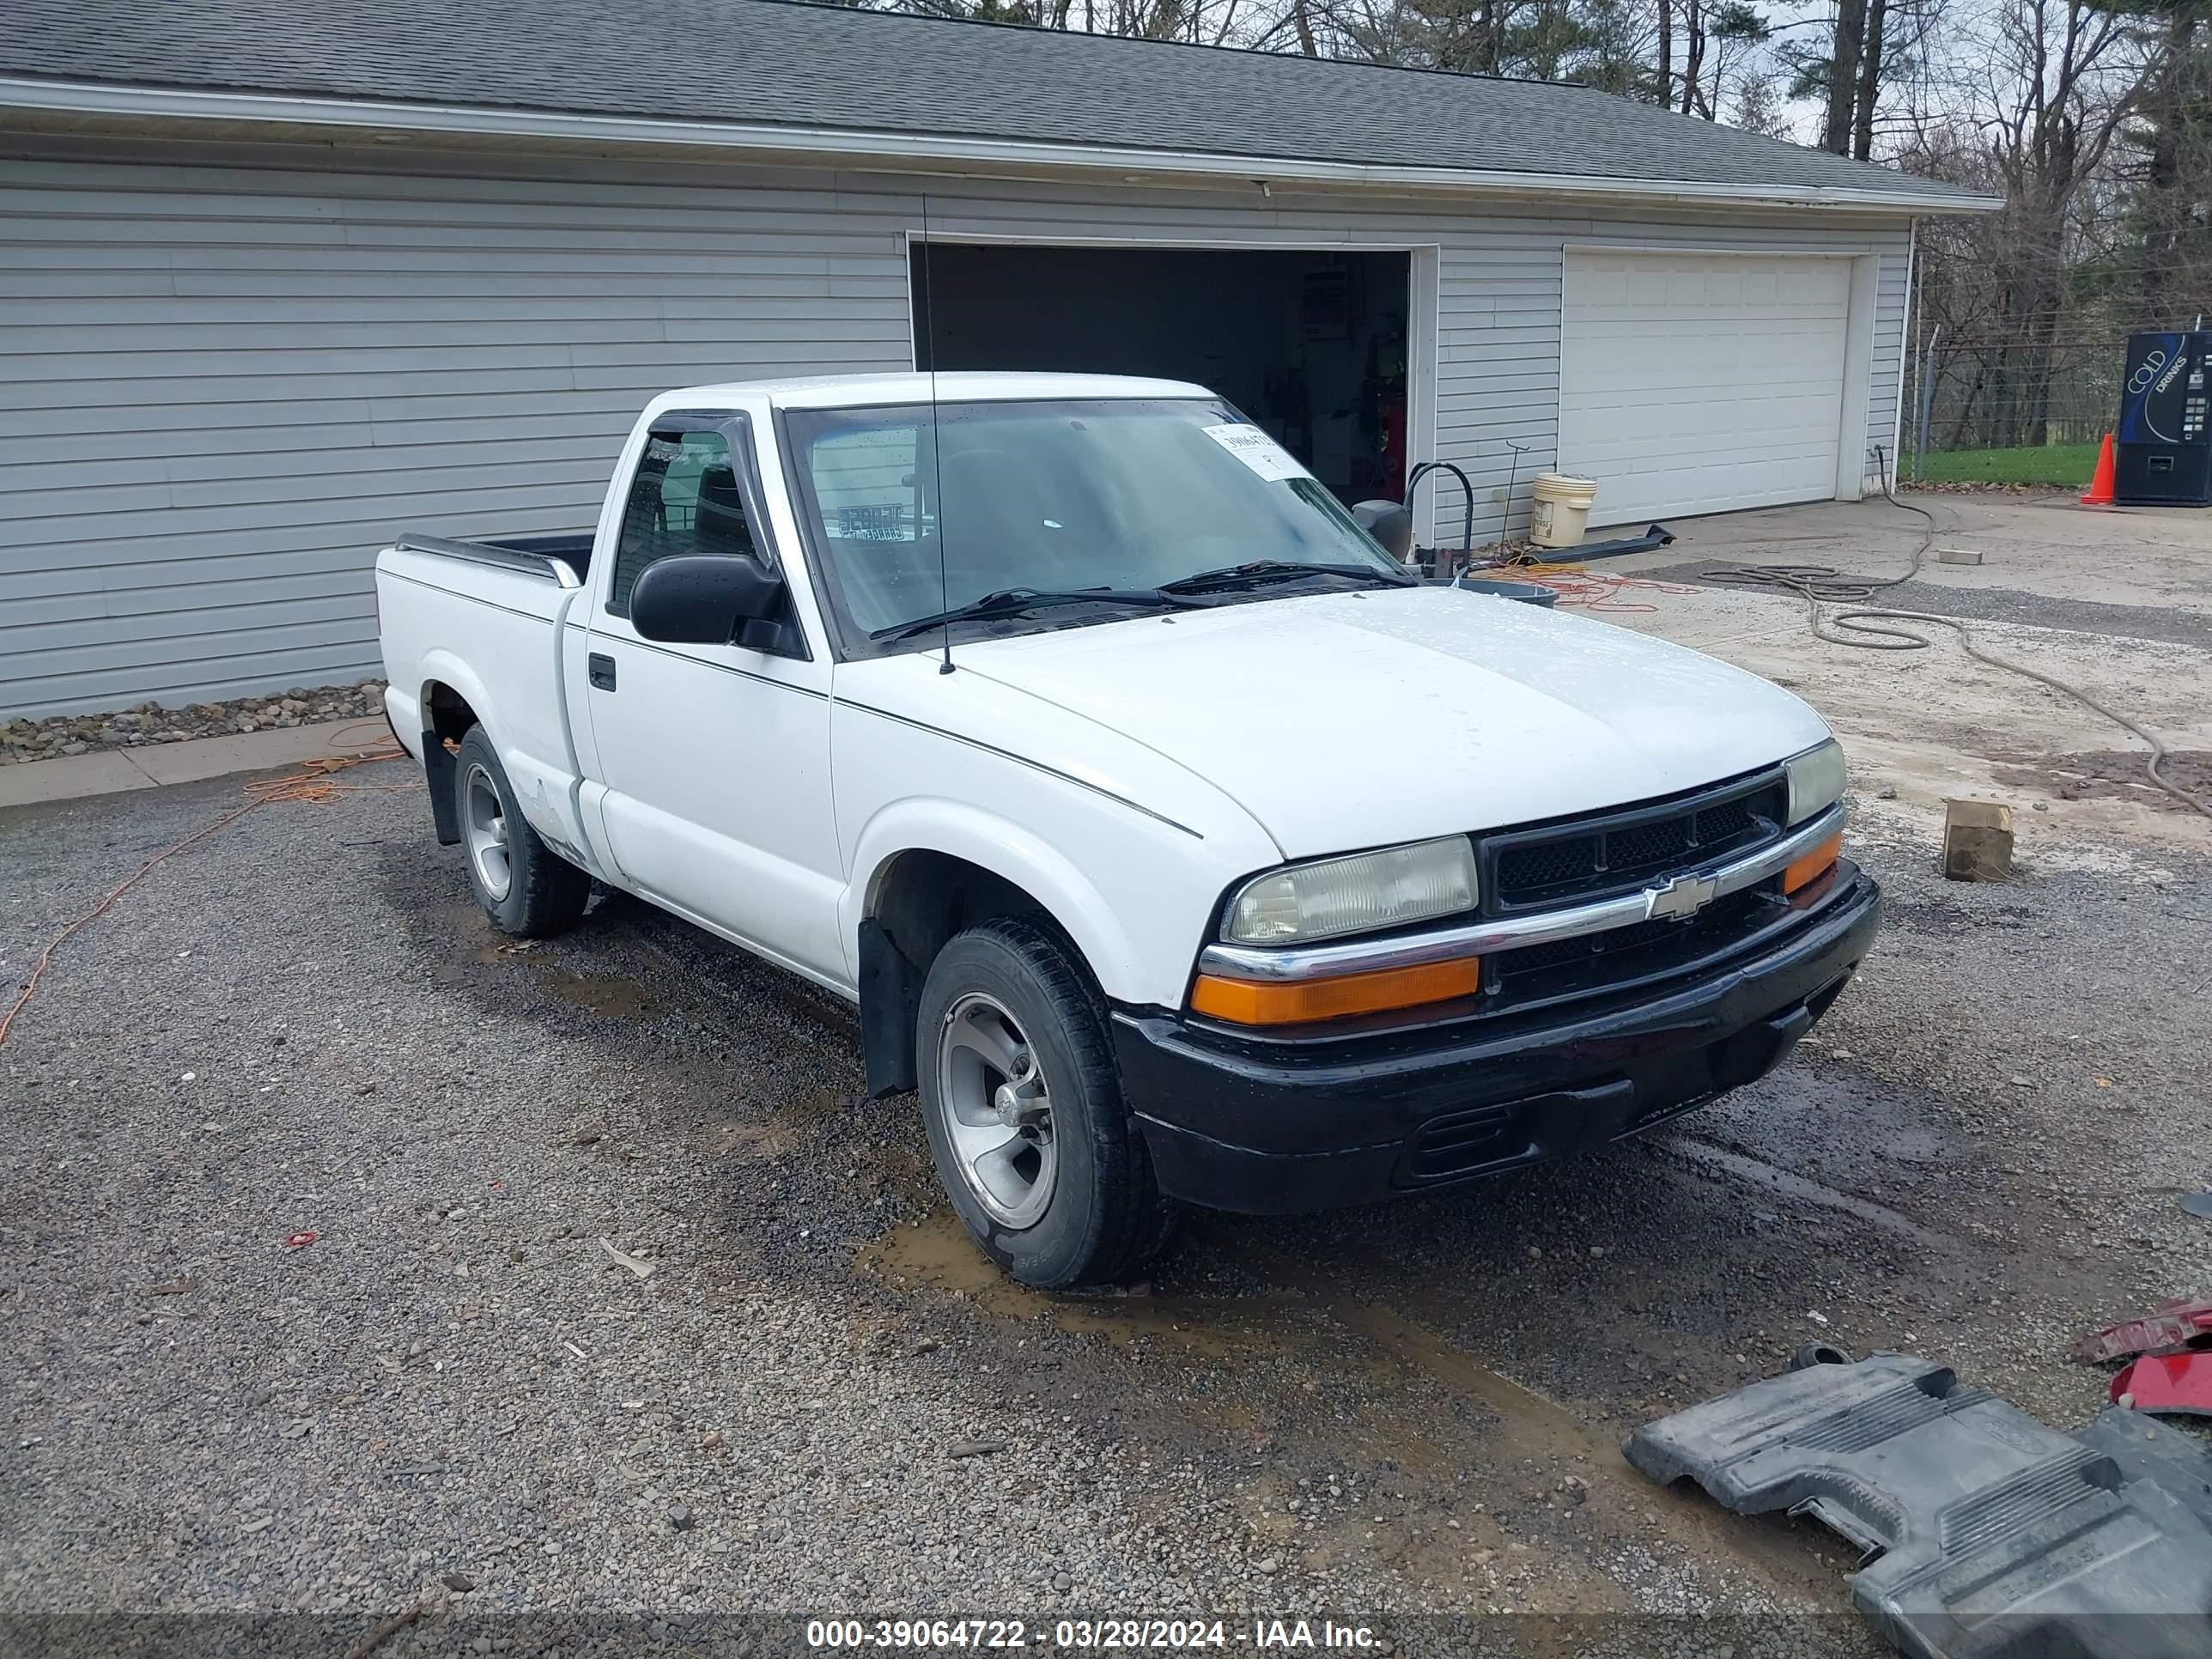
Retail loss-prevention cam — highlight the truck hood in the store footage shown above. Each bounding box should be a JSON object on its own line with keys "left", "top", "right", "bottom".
{"left": 952, "top": 586, "right": 1832, "bottom": 859}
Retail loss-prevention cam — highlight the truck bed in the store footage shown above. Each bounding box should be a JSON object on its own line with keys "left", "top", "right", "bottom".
{"left": 376, "top": 529, "right": 598, "bottom": 872}
{"left": 392, "top": 530, "right": 593, "bottom": 583}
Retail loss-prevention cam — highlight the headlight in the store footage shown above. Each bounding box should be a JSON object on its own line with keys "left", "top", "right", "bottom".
{"left": 1785, "top": 738, "right": 1847, "bottom": 825}
{"left": 1224, "top": 836, "right": 1479, "bottom": 945}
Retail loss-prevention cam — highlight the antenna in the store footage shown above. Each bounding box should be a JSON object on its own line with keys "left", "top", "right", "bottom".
{"left": 918, "top": 194, "right": 953, "bottom": 675}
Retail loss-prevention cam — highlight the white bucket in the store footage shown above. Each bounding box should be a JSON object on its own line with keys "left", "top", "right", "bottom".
{"left": 1529, "top": 471, "right": 1599, "bottom": 550}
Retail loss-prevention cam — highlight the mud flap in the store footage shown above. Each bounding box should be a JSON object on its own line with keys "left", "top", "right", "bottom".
{"left": 1626, "top": 1353, "right": 2212, "bottom": 1659}
{"left": 858, "top": 917, "right": 920, "bottom": 1099}
{"left": 422, "top": 731, "right": 461, "bottom": 846}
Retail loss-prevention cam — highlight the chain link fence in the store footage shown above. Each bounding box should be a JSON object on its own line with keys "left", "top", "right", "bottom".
{"left": 1901, "top": 338, "right": 2125, "bottom": 485}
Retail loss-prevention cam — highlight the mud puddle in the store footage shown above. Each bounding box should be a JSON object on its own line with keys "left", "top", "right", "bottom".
{"left": 1993, "top": 747, "right": 2212, "bottom": 811}
{"left": 859, "top": 1210, "right": 1304, "bottom": 1358}
{"left": 857, "top": 1210, "right": 1858, "bottom": 1611}
{"left": 1656, "top": 1133, "right": 1969, "bottom": 1257}
{"left": 425, "top": 903, "right": 656, "bottom": 1018}
{"left": 1209, "top": 1231, "right": 1859, "bottom": 1608}
{"left": 543, "top": 969, "right": 653, "bottom": 1017}
{"left": 705, "top": 1086, "right": 857, "bottom": 1161}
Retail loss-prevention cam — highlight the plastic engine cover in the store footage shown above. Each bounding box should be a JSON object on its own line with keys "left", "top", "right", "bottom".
{"left": 1624, "top": 1352, "right": 2212, "bottom": 1659}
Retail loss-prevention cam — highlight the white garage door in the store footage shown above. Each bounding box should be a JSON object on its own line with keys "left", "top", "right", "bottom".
{"left": 1559, "top": 251, "right": 1851, "bottom": 524}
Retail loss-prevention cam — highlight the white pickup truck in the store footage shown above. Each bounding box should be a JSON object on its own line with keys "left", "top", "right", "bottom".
{"left": 377, "top": 372, "right": 1877, "bottom": 1289}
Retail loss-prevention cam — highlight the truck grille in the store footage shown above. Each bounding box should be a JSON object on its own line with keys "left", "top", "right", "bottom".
{"left": 1481, "top": 769, "right": 1787, "bottom": 913}
{"left": 1486, "top": 887, "right": 1778, "bottom": 1003}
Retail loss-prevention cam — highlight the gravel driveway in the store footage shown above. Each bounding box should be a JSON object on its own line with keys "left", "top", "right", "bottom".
{"left": 3, "top": 757, "right": 2207, "bottom": 1656}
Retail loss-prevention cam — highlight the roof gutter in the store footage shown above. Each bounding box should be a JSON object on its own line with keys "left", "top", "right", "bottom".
{"left": 0, "top": 76, "right": 2003, "bottom": 215}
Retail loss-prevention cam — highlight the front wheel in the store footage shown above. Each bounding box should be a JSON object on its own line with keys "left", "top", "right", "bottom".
{"left": 916, "top": 918, "right": 1169, "bottom": 1290}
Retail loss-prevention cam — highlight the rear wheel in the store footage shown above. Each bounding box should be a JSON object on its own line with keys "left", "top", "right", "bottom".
{"left": 453, "top": 726, "right": 591, "bottom": 938}
{"left": 917, "top": 918, "right": 1168, "bottom": 1291}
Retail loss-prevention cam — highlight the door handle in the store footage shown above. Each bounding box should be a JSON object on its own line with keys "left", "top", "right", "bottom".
{"left": 587, "top": 652, "right": 617, "bottom": 691}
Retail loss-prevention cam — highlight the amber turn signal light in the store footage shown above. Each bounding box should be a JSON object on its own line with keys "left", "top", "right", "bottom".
{"left": 1190, "top": 957, "right": 1481, "bottom": 1026}
{"left": 1784, "top": 832, "right": 1843, "bottom": 895}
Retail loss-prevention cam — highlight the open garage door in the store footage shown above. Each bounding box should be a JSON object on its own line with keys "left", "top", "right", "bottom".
{"left": 1559, "top": 251, "right": 1852, "bottom": 524}
{"left": 914, "top": 243, "right": 1411, "bottom": 506}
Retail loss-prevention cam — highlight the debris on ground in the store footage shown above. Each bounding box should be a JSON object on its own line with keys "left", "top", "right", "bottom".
{"left": 340, "top": 1596, "right": 429, "bottom": 1659}
{"left": 947, "top": 1437, "right": 1007, "bottom": 1459}
{"left": 2183, "top": 1192, "right": 2212, "bottom": 1220}
{"left": 2068, "top": 1295, "right": 2212, "bottom": 1364}
{"left": 1943, "top": 798, "right": 2015, "bottom": 881}
{"left": 1791, "top": 1341, "right": 1852, "bottom": 1370}
{"left": 2112, "top": 1351, "right": 2212, "bottom": 1419}
{"left": 283, "top": 1231, "right": 317, "bottom": 1249}
{"left": 598, "top": 1237, "right": 655, "bottom": 1279}
{"left": 1626, "top": 1352, "right": 2212, "bottom": 1659}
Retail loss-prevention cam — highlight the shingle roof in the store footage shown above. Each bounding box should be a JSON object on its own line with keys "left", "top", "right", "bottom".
{"left": 0, "top": 0, "right": 1989, "bottom": 208}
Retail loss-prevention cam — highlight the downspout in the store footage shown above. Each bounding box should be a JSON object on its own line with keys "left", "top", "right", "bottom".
{"left": 1895, "top": 218, "right": 1917, "bottom": 489}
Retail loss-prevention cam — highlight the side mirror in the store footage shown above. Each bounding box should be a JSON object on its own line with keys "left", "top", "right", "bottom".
{"left": 629, "top": 554, "right": 785, "bottom": 645}
{"left": 1352, "top": 499, "right": 1413, "bottom": 562}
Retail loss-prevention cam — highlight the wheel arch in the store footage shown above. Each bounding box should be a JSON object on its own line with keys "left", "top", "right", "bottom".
{"left": 848, "top": 821, "right": 1139, "bottom": 1100}
{"left": 415, "top": 657, "right": 499, "bottom": 848}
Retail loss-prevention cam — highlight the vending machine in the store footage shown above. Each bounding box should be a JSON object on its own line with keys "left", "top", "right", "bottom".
{"left": 2115, "top": 331, "right": 2212, "bottom": 505}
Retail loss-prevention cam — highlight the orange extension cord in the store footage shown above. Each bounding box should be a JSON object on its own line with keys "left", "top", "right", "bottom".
{"left": 0, "top": 720, "right": 408, "bottom": 1048}
{"left": 1493, "top": 549, "right": 1701, "bottom": 614}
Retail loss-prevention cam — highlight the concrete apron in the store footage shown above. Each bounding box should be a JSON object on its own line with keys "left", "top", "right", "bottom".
{"left": 0, "top": 720, "right": 387, "bottom": 810}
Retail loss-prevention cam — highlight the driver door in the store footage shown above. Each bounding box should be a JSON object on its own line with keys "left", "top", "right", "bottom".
{"left": 581, "top": 415, "right": 844, "bottom": 986}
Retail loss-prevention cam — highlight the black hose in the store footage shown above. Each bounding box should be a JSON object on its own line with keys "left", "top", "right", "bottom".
{"left": 1407, "top": 460, "right": 1475, "bottom": 561}
{"left": 1700, "top": 453, "right": 2212, "bottom": 822}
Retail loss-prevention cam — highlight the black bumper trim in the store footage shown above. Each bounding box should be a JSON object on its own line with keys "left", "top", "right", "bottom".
{"left": 1115, "top": 867, "right": 1880, "bottom": 1215}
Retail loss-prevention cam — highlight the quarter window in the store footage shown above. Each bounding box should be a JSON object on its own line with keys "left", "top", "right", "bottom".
{"left": 608, "top": 428, "right": 758, "bottom": 615}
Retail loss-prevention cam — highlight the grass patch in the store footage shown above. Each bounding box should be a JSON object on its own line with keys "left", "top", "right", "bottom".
{"left": 1914, "top": 443, "right": 2098, "bottom": 487}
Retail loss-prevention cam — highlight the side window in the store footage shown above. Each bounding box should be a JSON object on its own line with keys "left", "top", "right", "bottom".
{"left": 607, "top": 428, "right": 757, "bottom": 616}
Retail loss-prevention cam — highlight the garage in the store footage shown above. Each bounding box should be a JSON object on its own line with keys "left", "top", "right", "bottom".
{"left": 914, "top": 242, "right": 1413, "bottom": 507}
{"left": 0, "top": 0, "right": 1991, "bottom": 717}
{"left": 1559, "top": 250, "right": 1861, "bottom": 524}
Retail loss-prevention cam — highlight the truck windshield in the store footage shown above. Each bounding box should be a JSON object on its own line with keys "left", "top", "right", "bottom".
{"left": 781, "top": 398, "right": 1407, "bottom": 645}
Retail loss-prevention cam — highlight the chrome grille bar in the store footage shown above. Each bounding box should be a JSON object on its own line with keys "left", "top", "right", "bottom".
{"left": 1198, "top": 804, "right": 1844, "bottom": 985}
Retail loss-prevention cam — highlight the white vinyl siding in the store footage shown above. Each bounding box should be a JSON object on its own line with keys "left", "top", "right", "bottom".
{"left": 1559, "top": 250, "right": 1855, "bottom": 522}
{"left": 0, "top": 137, "right": 1912, "bottom": 716}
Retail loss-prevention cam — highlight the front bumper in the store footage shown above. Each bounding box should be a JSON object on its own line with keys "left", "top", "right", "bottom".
{"left": 1114, "top": 865, "right": 1881, "bottom": 1215}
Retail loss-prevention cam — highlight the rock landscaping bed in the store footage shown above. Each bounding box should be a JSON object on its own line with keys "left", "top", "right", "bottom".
{"left": 1, "top": 680, "right": 387, "bottom": 764}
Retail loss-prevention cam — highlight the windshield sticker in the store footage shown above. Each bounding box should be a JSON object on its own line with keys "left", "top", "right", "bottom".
{"left": 1201, "top": 422, "right": 1311, "bottom": 483}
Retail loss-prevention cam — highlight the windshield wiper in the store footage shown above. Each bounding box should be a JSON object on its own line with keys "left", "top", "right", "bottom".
{"left": 871, "top": 586, "right": 1181, "bottom": 643}
{"left": 1158, "top": 559, "right": 1416, "bottom": 596}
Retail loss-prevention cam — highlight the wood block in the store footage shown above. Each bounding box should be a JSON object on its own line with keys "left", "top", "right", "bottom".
{"left": 1943, "top": 799, "right": 2014, "bottom": 881}
{"left": 1936, "top": 547, "right": 1985, "bottom": 566}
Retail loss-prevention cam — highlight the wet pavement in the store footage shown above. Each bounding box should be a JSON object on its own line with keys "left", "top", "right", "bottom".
{"left": 3, "top": 731, "right": 2208, "bottom": 1638}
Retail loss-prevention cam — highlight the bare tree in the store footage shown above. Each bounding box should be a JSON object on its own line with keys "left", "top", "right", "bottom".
{"left": 1825, "top": 0, "right": 1869, "bottom": 150}
{"left": 2118, "top": 0, "right": 2212, "bottom": 317}
{"left": 1899, "top": 0, "right": 2153, "bottom": 446}
{"left": 1852, "top": 0, "right": 1887, "bottom": 156}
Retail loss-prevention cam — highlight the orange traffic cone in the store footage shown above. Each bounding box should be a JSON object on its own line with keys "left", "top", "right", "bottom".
{"left": 2081, "top": 431, "right": 2117, "bottom": 506}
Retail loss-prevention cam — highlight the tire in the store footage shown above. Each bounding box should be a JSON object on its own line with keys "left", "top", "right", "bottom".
{"left": 452, "top": 726, "right": 592, "bottom": 938}
{"left": 916, "top": 917, "right": 1168, "bottom": 1291}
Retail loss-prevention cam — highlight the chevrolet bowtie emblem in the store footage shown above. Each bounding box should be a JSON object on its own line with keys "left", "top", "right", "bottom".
{"left": 1644, "top": 872, "right": 1718, "bottom": 921}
